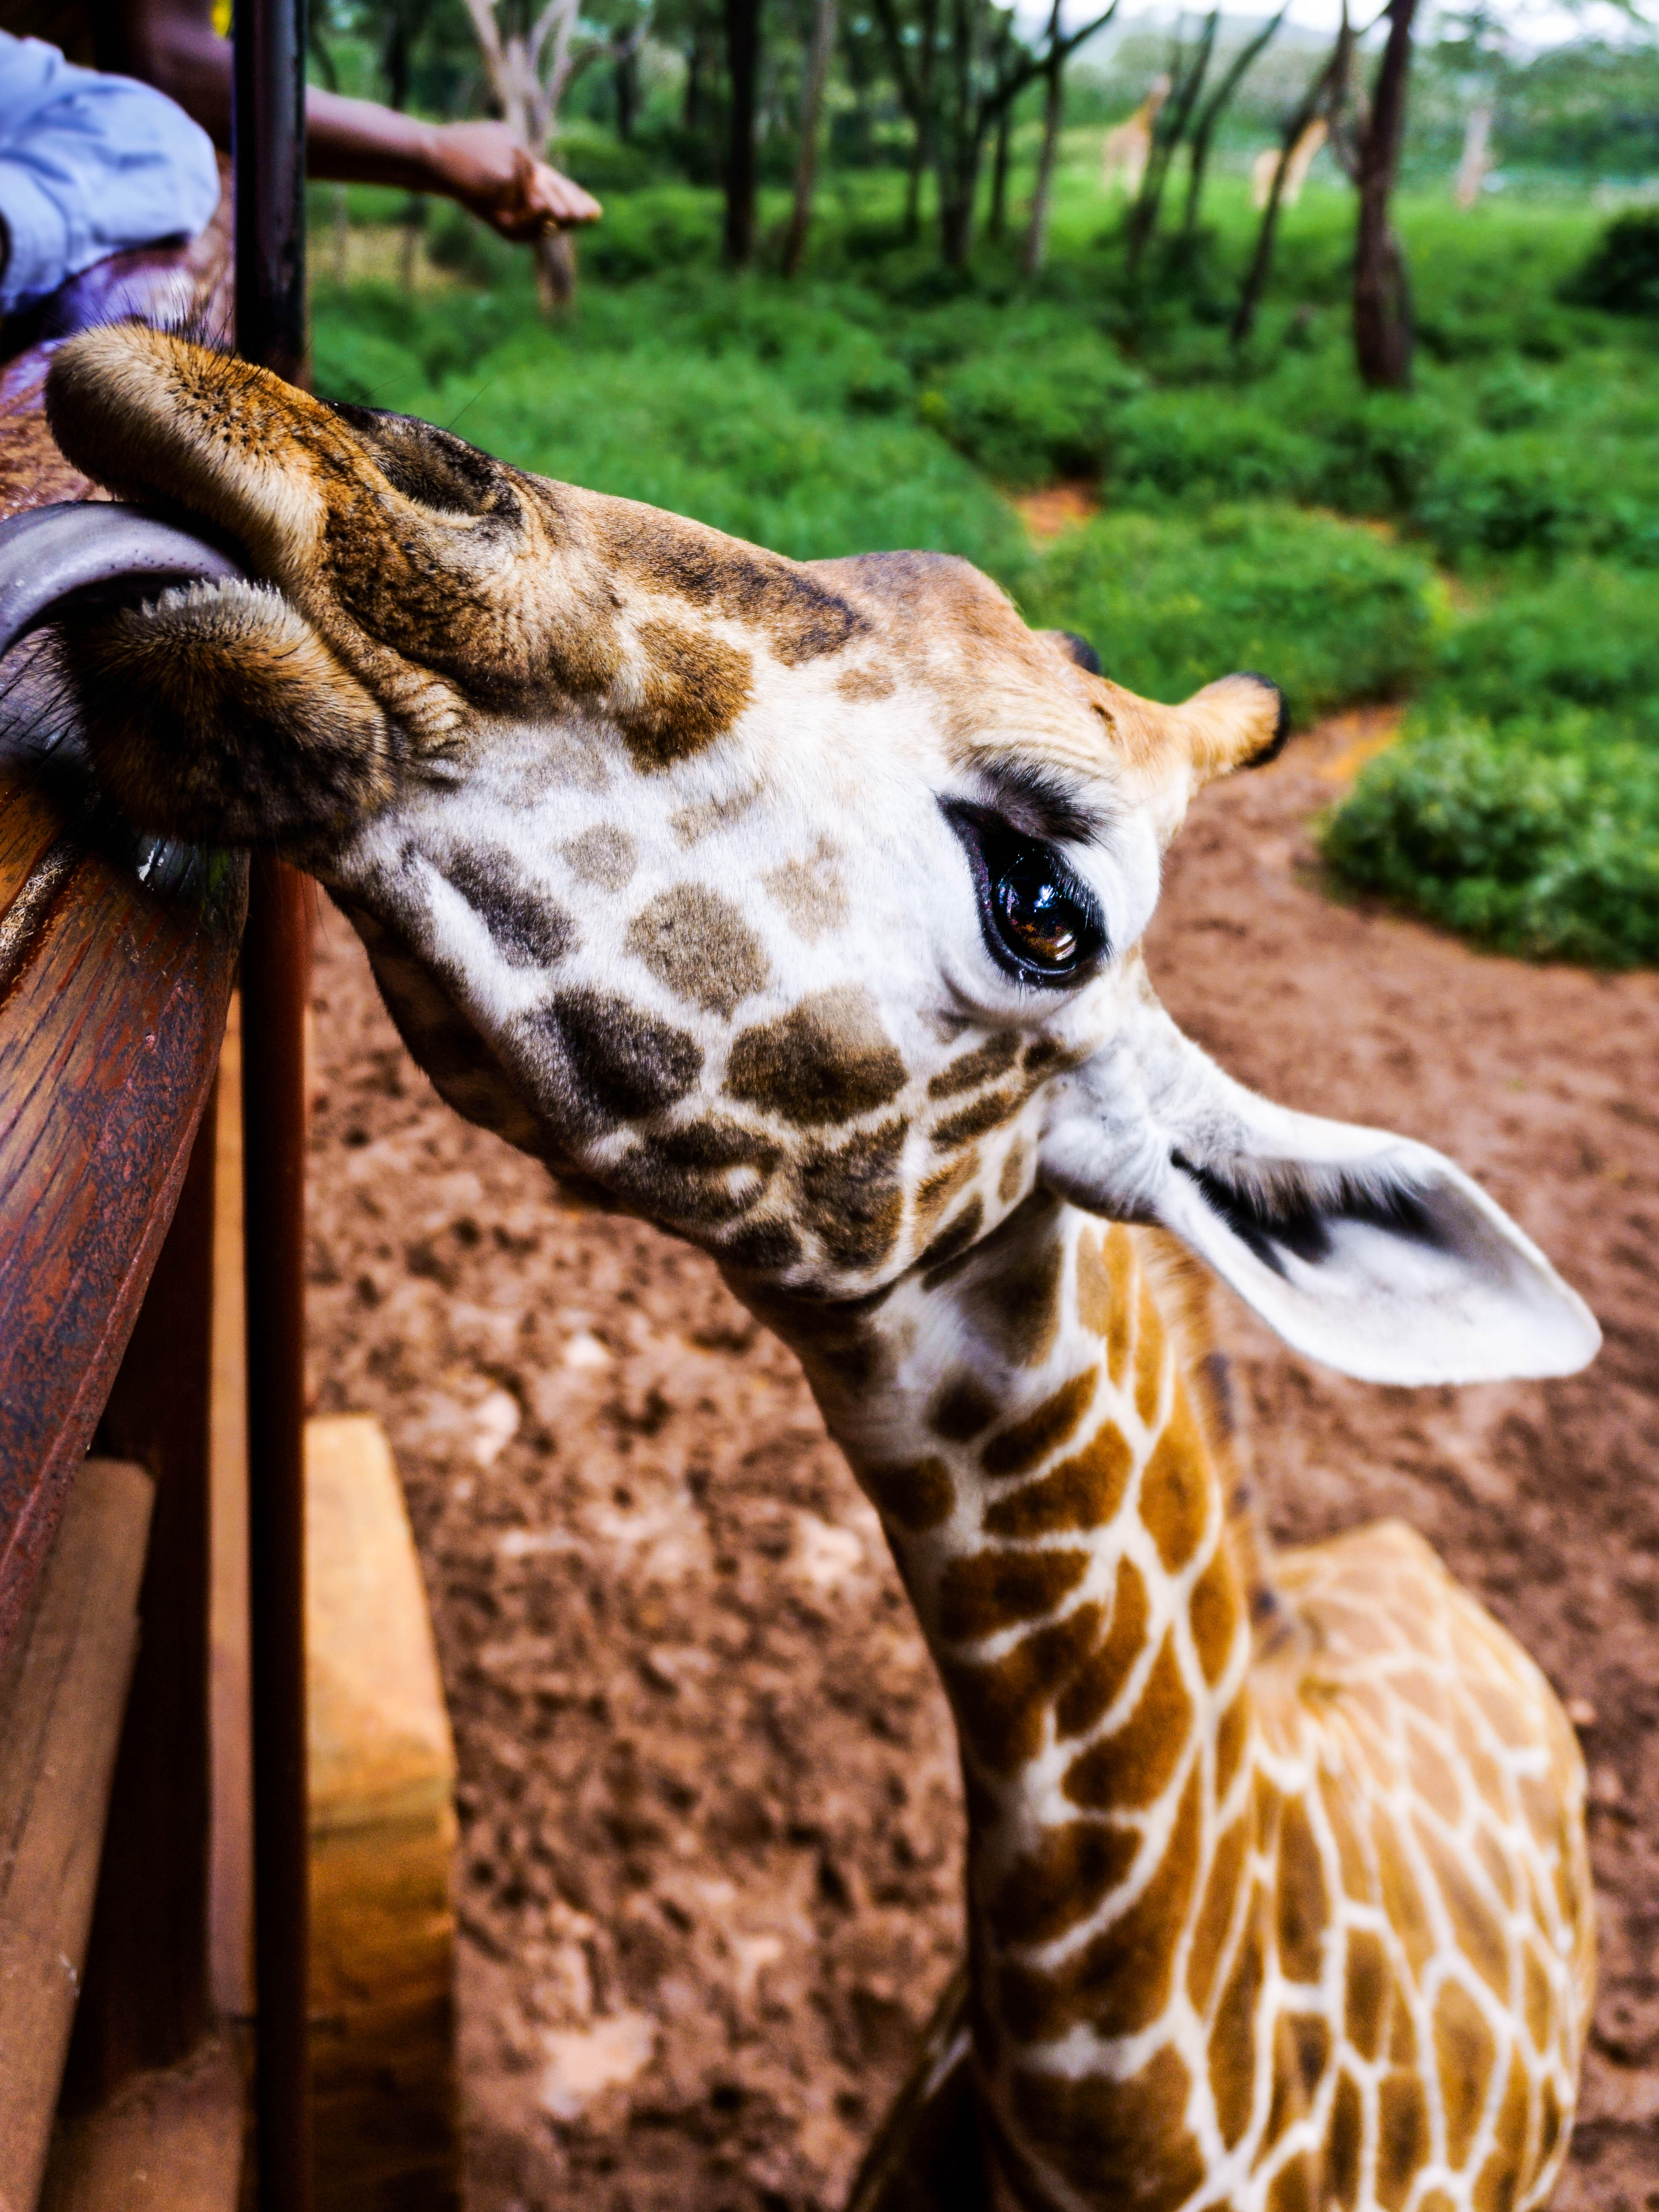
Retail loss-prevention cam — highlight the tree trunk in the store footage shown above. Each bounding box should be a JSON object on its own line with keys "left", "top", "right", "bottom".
{"left": 784, "top": 0, "right": 839, "bottom": 274}
{"left": 1021, "top": 53, "right": 1064, "bottom": 275}
{"left": 535, "top": 225, "right": 577, "bottom": 310}
{"left": 723, "top": 0, "right": 763, "bottom": 265}
{"left": 936, "top": 0, "right": 977, "bottom": 267}
{"left": 615, "top": 44, "right": 639, "bottom": 141}
{"left": 988, "top": 101, "right": 1011, "bottom": 241}
{"left": 1231, "top": 14, "right": 1349, "bottom": 347}
{"left": 1179, "top": 0, "right": 1285, "bottom": 251}
{"left": 1127, "top": 8, "right": 1217, "bottom": 275}
{"left": 1353, "top": 0, "right": 1418, "bottom": 388}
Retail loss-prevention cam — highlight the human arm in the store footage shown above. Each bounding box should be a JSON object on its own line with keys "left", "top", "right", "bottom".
{"left": 115, "top": 0, "right": 600, "bottom": 233}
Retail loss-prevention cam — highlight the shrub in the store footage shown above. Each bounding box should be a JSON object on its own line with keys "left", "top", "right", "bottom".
{"left": 1321, "top": 717, "right": 1659, "bottom": 967}
{"left": 918, "top": 329, "right": 1145, "bottom": 486}
{"left": 1030, "top": 505, "right": 1434, "bottom": 725}
{"left": 1429, "top": 564, "right": 1659, "bottom": 738}
{"left": 1415, "top": 430, "right": 1659, "bottom": 567}
{"left": 1105, "top": 389, "right": 1324, "bottom": 507}
{"left": 1560, "top": 212, "right": 1659, "bottom": 317}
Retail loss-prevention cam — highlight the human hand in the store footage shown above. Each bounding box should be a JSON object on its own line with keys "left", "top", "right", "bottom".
{"left": 423, "top": 122, "right": 601, "bottom": 239}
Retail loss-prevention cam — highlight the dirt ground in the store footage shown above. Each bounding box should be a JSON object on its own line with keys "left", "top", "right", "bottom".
{"left": 305, "top": 709, "right": 1659, "bottom": 2212}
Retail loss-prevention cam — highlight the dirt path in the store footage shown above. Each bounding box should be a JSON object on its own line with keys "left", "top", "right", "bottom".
{"left": 307, "top": 711, "right": 1659, "bottom": 2212}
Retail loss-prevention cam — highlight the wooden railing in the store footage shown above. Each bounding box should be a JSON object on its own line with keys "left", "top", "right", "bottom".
{"left": 0, "top": 203, "right": 252, "bottom": 2210}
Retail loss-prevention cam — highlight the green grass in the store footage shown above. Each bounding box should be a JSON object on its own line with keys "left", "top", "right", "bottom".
{"left": 309, "top": 168, "right": 1659, "bottom": 966}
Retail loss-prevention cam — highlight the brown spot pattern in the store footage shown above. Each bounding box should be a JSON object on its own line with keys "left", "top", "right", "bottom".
{"left": 1062, "top": 1633, "right": 1193, "bottom": 1812}
{"left": 1275, "top": 1798, "right": 1330, "bottom": 1985}
{"left": 1002, "top": 1773, "right": 1201, "bottom": 2043}
{"left": 1210, "top": 1908, "right": 1266, "bottom": 2148}
{"left": 917, "top": 1197, "right": 985, "bottom": 1272}
{"left": 982, "top": 1422, "right": 1133, "bottom": 1539}
{"left": 1135, "top": 1276, "right": 1167, "bottom": 1423}
{"left": 1190, "top": 1543, "right": 1242, "bottom": 1687}
{"left": 928, "top": 1032, "right": 1021, "bottom": 1100}
{"left": 1138, "top": 1387, "right": 1212, "bottom": 1573}
{"left": 760, "top": 839, "right": 849, "bottom": 942}
{"left": 536, "top": 989, "right": 702, "bottom": 1125}
{"left": 930, "top": 1373, "right": 999, "bottom": 1441}
{"left": 987, "top": 1817, "right": 1138, "bottom": 1947}
{"left": 861, "top": 1457, "right": 954, "bottom": 1533}
{"left": 1055, "top": 1554, "right": 1149, "bottom": 1740}
{"left": 1377, "top": 2071, "right": 1429, "bottom": 2210}
{"left": 914, "top": 1150, "right": 978, "bottom": 1236}
{"left": 981, "top": 1370, "right": 1096, "bottom": 1479}
{"left": 1010, "top": 2043, "right": 1204, "bottom": 2212}
{"left": 1433, "top": 1978, "right": 1496, "bottom": 2169}
{"left": 625, "top": 883, "right": 768, "bottom": 1016}
{"left": 619, "top": 618, "right": 753, "bottom": 769}
{"left": 1187, "top": 1815, "right": 1248, "bottom": 2014}
{"left": 797, "top": 1118, "right": 908, "bottom": 1270}
{"left": 945, "top": 1605, "right": 1102, "bottom": 1774}
{"left": 932, "top": 1088, "right": 1024, "bottom": 1150}
{"left": 968, "top": 1233, "right": 1065, "bottom": 1367}
{"left": 726, "top": 987, "right": 907, "bottom": 1126}
{"left": 1267, "top": 2011, "right": 1331, "bottom": 2145}
{"left": 561, "top": 823, "right": 636, "bottom": 888}
{"left": 1328, "top": 2071, "right": 1364, "bottom": 2209}
{"left": 1077, "top": 1223, "right": 1137, "bottom": 1384}
{"left": 937, "top": 1549, "right": 1090, "bottom": 1644}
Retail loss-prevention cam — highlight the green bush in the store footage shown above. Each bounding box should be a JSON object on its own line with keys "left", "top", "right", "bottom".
{"left": 1415, "top": 428, "right": 1659, "bottom": 567}
{"left": 1429, "top": 564, "right": 1659, "bottom": 737}
{"left": 918, "top": 331, "right": 1144, "bottom": 486}
{"left": 1560, "top": 211, "right": 1659, "bottom": 316}
{"left": 1321, "top": 717, "right": 1659, "bottom": 966}
{"left": 1030, "top": 505, "right": 1435, "bottom": 725}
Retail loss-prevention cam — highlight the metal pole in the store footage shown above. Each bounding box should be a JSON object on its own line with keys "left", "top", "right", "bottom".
{"left": 233, "top": 3, "right": 312, "bottom": 2205}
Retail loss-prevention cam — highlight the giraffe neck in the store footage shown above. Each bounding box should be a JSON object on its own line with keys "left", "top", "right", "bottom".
{"left": 744, "top": 1193, "right": 1268, "bottom": 2208}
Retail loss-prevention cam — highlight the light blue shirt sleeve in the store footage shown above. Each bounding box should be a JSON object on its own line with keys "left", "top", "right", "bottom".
{"left": 0, "top": 32, "right": 221, "bottom": 315}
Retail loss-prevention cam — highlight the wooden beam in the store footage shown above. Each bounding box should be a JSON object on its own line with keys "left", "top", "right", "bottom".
{"left": 307, "top": 1416, "right": 460, "bottom": 2212}
{"left": 37, "top": 2038, "right": 243, "bottom": 2212}
{"left": 0, "top": 1461, "right": 153, "bottom": 2212}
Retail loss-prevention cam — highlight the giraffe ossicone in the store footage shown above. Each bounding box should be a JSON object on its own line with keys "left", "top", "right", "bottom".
{"left": 43, "top": 325, "right": 1600, "bottom": 2212}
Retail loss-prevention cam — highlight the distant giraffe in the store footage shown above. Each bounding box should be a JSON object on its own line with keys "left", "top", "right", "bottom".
{"left": 42, "top": 325, "right": 1600, "bottom": 2211}
{"left": 1102, "top": 75, "right": 1171, "bottom": 196}
{"left": 1251, "top": 117, "right": 1328, "bottom": 211}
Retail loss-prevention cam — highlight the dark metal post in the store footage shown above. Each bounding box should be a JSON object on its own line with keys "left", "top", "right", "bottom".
{"left": 234, "top": 3, "right": 313, "bottom": 2205}
{"left": 235, "top": 0, "right": 309, "bottom": 387}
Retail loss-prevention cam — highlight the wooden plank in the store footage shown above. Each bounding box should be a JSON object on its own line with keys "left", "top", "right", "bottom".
{"left": 306, "top": 1416, "right": 461, "bottom": 2212}
{"left": 0, "top": 1459, "right": 154, "bottom": 2212}
{"left": 62, "top": 1101, "right": 220, "bottom": 2103}
{"left": 37, "top": 2037, "right": 243, "bottom": 2212}
{"left": 0, "top": 176, "right": 242, "bottom": 1666}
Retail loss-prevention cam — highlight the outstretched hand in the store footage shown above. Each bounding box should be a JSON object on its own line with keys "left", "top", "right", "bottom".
{"left": 424, "top": 123, "right": 602, "bottom": 239}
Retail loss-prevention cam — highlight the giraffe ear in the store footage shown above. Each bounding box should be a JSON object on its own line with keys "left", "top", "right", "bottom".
{"left": 1041, "top": 1020, "right": 1600, "bottom": 1387}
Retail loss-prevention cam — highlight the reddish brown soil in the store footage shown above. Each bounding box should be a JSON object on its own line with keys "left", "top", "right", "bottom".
{"left": 307, "top": 708, "right": 1659, "bottom": 2212}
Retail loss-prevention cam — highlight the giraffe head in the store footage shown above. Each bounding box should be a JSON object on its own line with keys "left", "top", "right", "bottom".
{"left": 43, "top": 326, "right": 1596, "bottom": 1384}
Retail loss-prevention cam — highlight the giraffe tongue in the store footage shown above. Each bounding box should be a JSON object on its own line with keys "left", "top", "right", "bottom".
{"left": 0, "top": 501, "right": 245, "bottom": 663}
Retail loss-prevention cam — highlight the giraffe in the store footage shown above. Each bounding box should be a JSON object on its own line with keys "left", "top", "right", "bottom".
{"left": 1102, "top": 76, "right": 1171, "bottom": 198}
{"left": 1250, "top": 118, "right": 1328, "bottom": 213}
{"left": 37, "top": 324, "right": 1601, "bottom": 2212}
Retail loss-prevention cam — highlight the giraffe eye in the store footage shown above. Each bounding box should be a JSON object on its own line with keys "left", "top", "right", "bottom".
{"left": 994, "top": 852, "right": 1088, "bottom": 971}
{"left": 947, "top": 805, "right": 1105, "bottom": 986}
